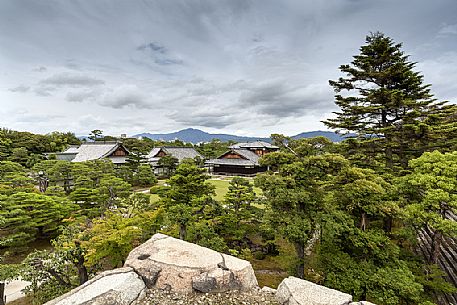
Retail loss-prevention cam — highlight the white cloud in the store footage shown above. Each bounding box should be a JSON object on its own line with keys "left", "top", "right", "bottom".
{"left": 99, "top": 85, "right": 152, "bottom": 109}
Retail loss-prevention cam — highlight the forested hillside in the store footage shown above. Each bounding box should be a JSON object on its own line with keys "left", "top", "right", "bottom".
{"left": 0, "top": 33, "right": 456, "bottom": 305}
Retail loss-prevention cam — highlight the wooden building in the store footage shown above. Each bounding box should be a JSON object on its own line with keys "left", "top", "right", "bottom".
{"left": 206, "top": 141, "right": 279, "bottom": 175}
{"left": 52, "top": 142, "right": 130, "bottom": 165}
{"left": 147, "top": 146, "right": 203, "bottom": 175}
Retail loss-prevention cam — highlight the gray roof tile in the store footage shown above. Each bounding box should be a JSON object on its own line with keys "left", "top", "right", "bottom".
{"left": 72, "top": 143, "right": 121, "bottom": 162}
{"left": 147, "top": 147, "right": 203, "bottom": 162}
{"left": 229, "top": 141, "right": 278, "bottom": 149}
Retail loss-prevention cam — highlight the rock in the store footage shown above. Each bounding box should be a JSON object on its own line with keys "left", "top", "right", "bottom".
{"left": 44, "top": 268, "right": 145, "bottom": 305}
{"left": 261, "top": 286, "right": 277, "bottom": 294}
{"left": 133, "top": 265, "right": 162, "bottom": 288}
{"left": 124, "top": 233, "right": 258, "bottom": 293}
{"left": 192, "top": 273, "right": 217, "bottom": 292}
{"left": 276, "top": 276, "right": 352, "bottom": 305}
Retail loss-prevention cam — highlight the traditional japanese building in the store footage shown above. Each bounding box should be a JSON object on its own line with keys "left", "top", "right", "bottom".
{"left": 206, "top": 141, "right": 279, "bottom": 175}
{"left": 147, "top": 146, "right": 203, "bottom": 174}
{"left": 52, "top": 142, "right": 129, "bottom": 165}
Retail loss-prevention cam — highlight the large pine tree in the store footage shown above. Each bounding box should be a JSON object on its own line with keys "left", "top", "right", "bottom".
{"left": 324, "top": 32, "right": 446, "bottom": 170}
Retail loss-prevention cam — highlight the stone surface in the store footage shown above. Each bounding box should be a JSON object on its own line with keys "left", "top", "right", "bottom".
{"left": 124, "top": 233, "right": 258, "bottom": 293}
{"left": 134, "top": 288, "right": 280, "bottom": 305}
{"left": 261, "top": 286, "right": 277, "bottom": 294}
{"left": 192, "top": 273, "right": 217, "bottom": 292}
{"left": 276, "top": 276, "right": 352, "bottom": 305}
{"left": 5, "top": 279, "right": 30, "bottom": 303}
{"left": 44, "top": 268, "right": 145, "bottom": 305}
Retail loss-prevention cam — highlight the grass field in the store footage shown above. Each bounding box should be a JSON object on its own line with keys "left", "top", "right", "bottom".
{"left": 149, "top": 176, "right": 262, "bottom": 203}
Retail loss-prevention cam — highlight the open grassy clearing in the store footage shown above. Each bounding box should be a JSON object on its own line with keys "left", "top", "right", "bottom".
{"left": 150, "top": 177, "right": 262, "bottom": 204}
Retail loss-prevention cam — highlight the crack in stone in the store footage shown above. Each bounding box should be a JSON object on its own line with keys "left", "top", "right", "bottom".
{"left": 217, "top": 254, "right": 229, "bottom": 271}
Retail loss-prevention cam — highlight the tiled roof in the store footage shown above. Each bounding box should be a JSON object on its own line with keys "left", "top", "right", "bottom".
{"left": 147, "top": 147, "right": 203, "bottom": 162}
{"left": 62, "top": 146, "right": 80, "bottom": 154}
{"left": 72, "top": 143, "right": 120, "bottom": 162}
{"left": 146, "top": 148, "right": 161, "bottom": 160}
{"left": 233, "top": 149, "right": 260, "bottom": 163}
{"left": 206, "top": 148, "right": 261, "bottom": 166}
{"left": 229, "top": 141, "right": 278, "bottom": 149}
{"left": 164, "top": 147, "right": 203, "bottom": 161}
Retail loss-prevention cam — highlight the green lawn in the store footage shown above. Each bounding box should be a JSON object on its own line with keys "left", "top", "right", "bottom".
{"left": 150, "top": 177, "right": 262, "bottom": 203}
{"left": 208, "top": 178, "right": 262, "bottom": 202}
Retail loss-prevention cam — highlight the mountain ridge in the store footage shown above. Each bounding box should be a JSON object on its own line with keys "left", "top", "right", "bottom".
{"left": 133, "top": 128, "right": 348, "bottom": 143}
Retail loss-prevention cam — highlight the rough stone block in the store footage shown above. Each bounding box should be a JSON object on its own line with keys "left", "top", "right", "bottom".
{"left": 276, "top": 276, "right": 352, "bottom": 305}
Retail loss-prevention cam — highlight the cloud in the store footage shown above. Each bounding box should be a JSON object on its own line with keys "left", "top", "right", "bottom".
{"left": 32, "top": 72, "right": 106, "bottom": 98}
{"left": 99, "top": 85, "right": 152, "bottom": 109}
{"left": 136, "top": 42, "right": 183, "bottom": 66}
{"left": 16, "top": 113, "right": 64, "bottom": 123}
{"left": 1, "top": 0, "right": 457, "bottom": 136}
{"left": 439, "top": 23, "right": 457, "bottom": 36}
{"left": 40, "top": 72, "right": 105, "bottom": 87}
{"left": 168, "top": 106, "right": 236, "bottom": 128}
{"left": 32, "top": 66, "right": 47, "bottom": 72}
{"left": 66, "top": 90, "right": 100, "bottom": 102}
{"left": 137, "top": 42, "right": 167, "bottom": 54}
{"left": 240, "top": 82, "right": 334, "bottom": 116}
{"left": 9, "top": 85, "right": 30, "bottom": 93}
{"left": 33, "top": 87, "right": 54, "bottom": 96}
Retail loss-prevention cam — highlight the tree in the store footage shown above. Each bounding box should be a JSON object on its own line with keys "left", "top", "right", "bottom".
{"left": 126, "top": 150, "right": 147, "bottom": 172}
{"left": 33, "top": 160, "right": 74, "bottom": 194}
{"left": 217, "top": 177, "right": 257, "bottom": 248}
{"left": 88, "top": 130, "right": 103, "bottom": 141}
{"left": 132, "top": 164, "right": 157, "bottom": 187}
{"left": 0, "top": 192, "right": 76, "bottom": 248}
{"left": 69, "top": 187, "right": 100, "bottom": 217}
{"left": 255, "top": 153, "right": 349, "bottom": 278}
{"left": 159, "top": 160, "right": 215, "bottom": 240}
{"left": 81, "top": 208, "right": 163, "bottom": 268}
{"left": 158, "top": 155, "right": 179, "bottom": 177}
{"left": 7, "top": 147, "right": 29, "bottom": 166}
{"left": 400, "top": 151, "right": 457, "bottom": 264}
{"left": 115, "top": 164, "right": 134, "bottom": 184}
{"left": 323, "top": 32, "right": 444, "bottom": 171}
{"left": 195, "top": 139, "right": 232, "bottom": 159}
{"left": 0, "top": 161, "right": 34, "bottom": 195}
{"left": 18, "top": 224, "right": 90, "bottom": 304}
{"left": 225, "top": 177, "right": 255, "bottom": 218}
{"left": 98, "top": 175, "right": 131, "bottom": 211}
{"left": 333, "top": 167, "right": 398, "bottom": 232}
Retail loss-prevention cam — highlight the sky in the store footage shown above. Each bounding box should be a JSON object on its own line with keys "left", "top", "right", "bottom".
{"left": 1, "top": 0, "right": 457, "bottom": 137}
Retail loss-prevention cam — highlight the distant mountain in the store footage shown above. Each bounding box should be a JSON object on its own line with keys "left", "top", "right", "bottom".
{"left": 133, "top": 128, "right": 349, "bottom": 144}
{"left": 292, "top": 131, "right": 349, "bottom": 142}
